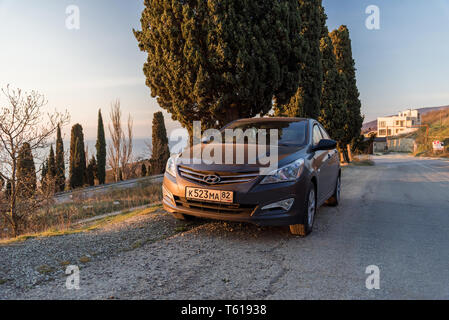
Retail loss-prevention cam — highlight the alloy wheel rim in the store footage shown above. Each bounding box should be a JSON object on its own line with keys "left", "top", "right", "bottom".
{"left": 308, "top": 189, "right": 316, "bottom": 227}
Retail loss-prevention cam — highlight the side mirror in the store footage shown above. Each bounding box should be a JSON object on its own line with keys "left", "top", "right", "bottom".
{"left": 312, "top": 139, "right": 337, "bottom": 151}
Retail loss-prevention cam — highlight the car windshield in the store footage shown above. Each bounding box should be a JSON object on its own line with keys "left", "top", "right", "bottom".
{"left": 221, "top": 120, "right": 308, "bottom": 147}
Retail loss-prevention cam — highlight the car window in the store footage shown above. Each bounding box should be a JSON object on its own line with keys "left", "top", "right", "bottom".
{"left": 319, "top": 125, "right": 330, "bottom": 140}
{"left": 312, "top": 125, "right": 323, "bottom": 146}
{"left": 223, "top": 120, "right": 308, "bottom": 147}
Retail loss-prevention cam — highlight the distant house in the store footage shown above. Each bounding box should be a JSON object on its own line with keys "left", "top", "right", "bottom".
{"left": 377, "top": 109, "right": 421, "bottom": 137}
{"left": 373, "top": 137, "right": 387, "bottom": 153}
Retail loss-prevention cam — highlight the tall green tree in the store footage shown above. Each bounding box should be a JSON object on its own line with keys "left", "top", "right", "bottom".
{"left": 134, "top": 0, "right": 304, "bottom": 133}
{"left": 149, "top": 112, "right": 170, "bottom": 175}
{"left": 69, "top": 124, "right": 86, "bottom": 189}
{"left": 275, "top": 0, "right": 323, "bottom": 118}
{"left": 330, "top": 25, "right": 364, "bottom": 144}
{"left": 141, "top": 163, "right": 147, "bottom": 177}
{"left": 86, "top": 156, "right": 97, "bottom": 187}
{"left": 17, "top": 142, "right": 37, "bottom": 198}
{"left": 40, "top": 160, "right": 48, "bottom": 192}
{"left": 318, "top": 8, "right": 348, "bottom": 148}
{"left": 55, "top": 124, "right": 66, "bottom": 192}
{"left": 95, "top": 109, "right": 106, "bottom": 185}
{"left": 48, "top": 145, "right": 56, "bottom": 179}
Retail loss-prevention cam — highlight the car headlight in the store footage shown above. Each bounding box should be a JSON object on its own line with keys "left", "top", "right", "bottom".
{"left": 260, "top": 158, "right": 305, "bottom": 184}
{"left": 165, "top": 155, "right": 178, "bottom": 177}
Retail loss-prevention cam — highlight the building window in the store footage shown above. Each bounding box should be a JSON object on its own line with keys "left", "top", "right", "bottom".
{"left": 379, "top": 129, "right": 386, "bottom": 136}
{"left": 379, "top": 121, "right": 386, "bottom": 128}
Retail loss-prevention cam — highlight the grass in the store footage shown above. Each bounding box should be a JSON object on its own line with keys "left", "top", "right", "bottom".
{"left": 412, "top": 109, "right": 449, "bottom": 158}
{"left": 79, "top": 256, "right": 91, "bottom": 263}
{"left": 174, "top": 225, "right": 189, "bottom": 233}
{"left": 0, "top": 205, "right": 163, "bottom": 245}
{"left": 1, "top": 180, "right": 162, "bottom": 240}
{"left": 37, "top": 265, "right": 54, "bottom": 274}
{"left": 59, "top": 260, "right": 71, "bottom": 267}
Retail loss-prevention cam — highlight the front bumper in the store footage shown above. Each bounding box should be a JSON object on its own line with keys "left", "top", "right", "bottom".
{"left": 162, "top": 171, "right": 308, "bottom": 226}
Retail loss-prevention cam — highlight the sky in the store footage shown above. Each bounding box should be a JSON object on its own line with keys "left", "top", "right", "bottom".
{"left": 1, "top": 0, "right": 449, "bottom": 140}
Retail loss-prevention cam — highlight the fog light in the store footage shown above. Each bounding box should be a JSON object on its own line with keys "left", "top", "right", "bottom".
{"left": 261, "top": 198, "right": 294, "bottom": 211}
{"left": 162, "top": 185, "right": 175, "bottom": 205}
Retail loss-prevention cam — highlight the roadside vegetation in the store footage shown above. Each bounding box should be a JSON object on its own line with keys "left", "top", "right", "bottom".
{"left": 0, "top": 192, "right": 163, "bottom": 245}
{"left": 0, "top": 179, "right": 162, "bottom": 240}
{"left": 412, "top": 109, "right": 449, "bottom": 158}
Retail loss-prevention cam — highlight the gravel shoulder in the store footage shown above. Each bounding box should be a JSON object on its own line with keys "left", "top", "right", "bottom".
{"left": 0, "top": 206, "right": 199, "bottom": 299}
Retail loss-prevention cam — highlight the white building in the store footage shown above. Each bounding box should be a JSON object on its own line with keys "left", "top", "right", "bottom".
{"left": 377, "top": 109, "right": 421, "bottom": 137}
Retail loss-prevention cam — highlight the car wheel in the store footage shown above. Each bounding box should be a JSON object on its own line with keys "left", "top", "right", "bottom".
{"left": 289, "top": 182, "right": 316, "bottom": 236}
{"left": 327, "top": 175, "right": 341, "bottom": 206}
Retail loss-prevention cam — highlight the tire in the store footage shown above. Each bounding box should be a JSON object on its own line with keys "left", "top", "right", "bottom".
{"left": 289, "top": 182, "right": 316, "bottom": 236}
{"left": 327, "top": 175, "right": 341, "bottom": 206}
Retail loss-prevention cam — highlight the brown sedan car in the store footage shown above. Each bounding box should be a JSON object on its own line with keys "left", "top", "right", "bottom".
{"left": 162, "top": 118, "right": 341, "bottom": 236}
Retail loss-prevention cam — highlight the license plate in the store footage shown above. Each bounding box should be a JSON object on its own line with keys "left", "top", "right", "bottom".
{"left": 185, "top": 187, "right": 234, "bottom": 203}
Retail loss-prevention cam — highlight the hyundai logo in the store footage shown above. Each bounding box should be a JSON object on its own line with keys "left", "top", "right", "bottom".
{"left": 203, "top": 174, "right": 221, "bottom": 184}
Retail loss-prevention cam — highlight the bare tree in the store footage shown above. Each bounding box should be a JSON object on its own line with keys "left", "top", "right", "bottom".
{"left": 120, "top": 114, "right": 134, "bottom": 179}
{"left": 0, "top": 85, "right": 69, "bottom": 236}
{"left": 107, "top": 100, "right": 134, "bottom": 182}
{"left": 108, "top": 100, "right": 122, "bottom": 182}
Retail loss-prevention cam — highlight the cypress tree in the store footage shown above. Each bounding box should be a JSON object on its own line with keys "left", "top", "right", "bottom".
{"left": 55, "top": 124, "right": 66, "bottom": 192}
{"left": 95, "top": 109, "right": 106, "bottom": 185}
{"left": 275, "top": 0, "right": 323, "bottom": 119}
{"left": 318, "top": 7, "right": 348, "bottom": 148}
{"left": 330, "top": 25, "right": 364, "bottom": 144}
{"left": 48, "top": 145, "right": 56, "bottom": 179}
{"left": 149, "top": 112, "right": 170, "bottom": 175}
{"left": 141, "top": 163, "right": 147, "bottom": 177}
{"left": 17, "top": 142, "right": 37, "bottom": 198}
{"left": 69, "top": 124, "right": 86, "bottom": 189}
{"left": 134, "top": 0, "right": 304, "bottom": 133}
{"left": 86, "top": 156, "right": 97, "bottom": 187}
{"left": 40, "top": 160, "right": 48, "bottom": 192}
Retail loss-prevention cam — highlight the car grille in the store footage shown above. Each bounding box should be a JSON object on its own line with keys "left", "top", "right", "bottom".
{"left": 178, "top": 166, "right": 259, "bottom": 185}
{"left": 174, "top": 196, "right": 257, "bottom": 215}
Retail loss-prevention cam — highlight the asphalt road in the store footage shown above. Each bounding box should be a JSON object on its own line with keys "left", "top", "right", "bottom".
{"left": 4, "top": 153, "right": 449, "bottom": 299}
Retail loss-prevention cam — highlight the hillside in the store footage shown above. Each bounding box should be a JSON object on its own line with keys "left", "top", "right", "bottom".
{"left": 362, "top": 105, "right": 449, "bottom": 133}
{"left": 412, "top": 108, "right": 449, "bottom": 156}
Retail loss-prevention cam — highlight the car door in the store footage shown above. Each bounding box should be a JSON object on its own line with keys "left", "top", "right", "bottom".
{"left": 318, "top": 125, "right": 339, "bottom": 195}
{"left": 311, "top": 124, "right": 329, "bottom": 203}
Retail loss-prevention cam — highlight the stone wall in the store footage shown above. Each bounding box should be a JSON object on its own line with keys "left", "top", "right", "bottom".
{"left": 386, "top": 137, "right": 415, "bottom": 152}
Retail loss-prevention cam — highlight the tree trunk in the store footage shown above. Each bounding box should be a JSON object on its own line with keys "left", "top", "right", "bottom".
{"left": 347, "top": 144, "right": 353, "bottom": 162}
{"left": 339, "top": 145, "right": 350, "bottom": 163}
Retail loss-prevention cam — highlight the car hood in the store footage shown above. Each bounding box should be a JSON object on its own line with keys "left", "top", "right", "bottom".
{"left": 176, "top": 143, "right": 305, "bottom": 173}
